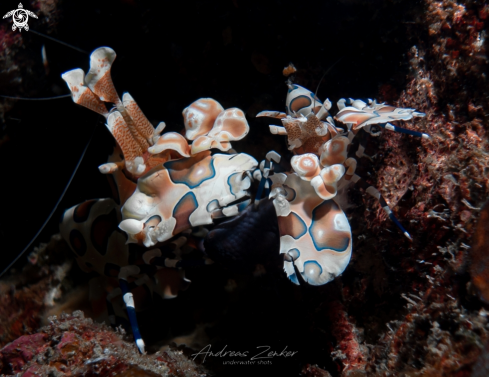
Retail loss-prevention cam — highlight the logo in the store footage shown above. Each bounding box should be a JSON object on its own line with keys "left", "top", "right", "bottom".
{"left": 190, "top": 344, "right": 298, "bottom": 365}
{"left": 3, "top": 3, "right": 37, "bottom": 32}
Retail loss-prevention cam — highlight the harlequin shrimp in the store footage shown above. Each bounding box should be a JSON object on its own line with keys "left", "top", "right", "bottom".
{"left": 207, "top": 72, "right": 428, "bottom": 286}
{"left": 59, "top": 47, "right": 257, "bottom": 353}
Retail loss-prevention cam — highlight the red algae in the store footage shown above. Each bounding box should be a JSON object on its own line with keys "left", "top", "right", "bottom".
{"left": 0, "top": 235, "right": 75, "bottom": 348}
{"left": 326, "top": 0, "right": 489, "bottom": 375}
{"left": 0, "top": 311, "right": 208, "bottom": 376}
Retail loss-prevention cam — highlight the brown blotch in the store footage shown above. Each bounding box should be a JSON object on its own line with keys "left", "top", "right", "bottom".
{"left": 173, "top": 192, "right": 198, "bottom": 235}
{"left": 90, "top": 209, "right": 119, "bottom": 256}
{"left": 310, "top": 201, "right": 350, "bottom": 252}
{"left": 73, "top": 200, "right": 97, "bottom": 223}
{"left": 278, "top": 212, "right": 307, "bottom": 239}
{"left": 378, "top": 106, "right": 397, "bottom": 113}
{"left": 222, "top": 117, "right": 248, "bottom": 138}
{"left": 165, "top": 151, "right": 213, "bottom": 187}
{"left": 290, "top": 96, "right": 312, "bottom": 113}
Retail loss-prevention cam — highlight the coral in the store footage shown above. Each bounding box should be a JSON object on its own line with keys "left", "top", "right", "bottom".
{"left": 375, "top": 140, "right": 415, "bottom": 209}
{"left": 0, "top": 235, "right": 75, "bottom": 348}
{"left": 0, "top": 311, "right": 208, "bottom": 376}
{"left": 326, "top": 301, "right": 367, "bottom": 376}
{"left": 328, "top": 0, "right": 489, "bottom": 375}
{"left": 368, "top": 288, "right": 488, "bottom": 376}
{"left": 364, "top": 0, "right": 489, "bottom": 228}
{"left": 301, "top": 364, "right": 333, "bottom": 377}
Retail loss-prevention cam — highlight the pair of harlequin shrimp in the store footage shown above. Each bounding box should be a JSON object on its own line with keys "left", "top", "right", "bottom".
{"left": 60, "top": 47, "right": 427, "bottom": 353}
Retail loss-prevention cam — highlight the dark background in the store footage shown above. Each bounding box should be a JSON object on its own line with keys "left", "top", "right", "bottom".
{"left": 0, "top": 0, "right": 425, "bottom": 375}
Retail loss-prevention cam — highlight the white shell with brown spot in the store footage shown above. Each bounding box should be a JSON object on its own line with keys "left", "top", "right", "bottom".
{"left": 183, "top": 98, "right": 224, "bottom": 140}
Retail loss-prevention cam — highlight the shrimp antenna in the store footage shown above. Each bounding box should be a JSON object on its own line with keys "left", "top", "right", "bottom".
{"left": 0, "top": 29, "right": 88, "bottom": 100}
{"left": 29, "top": 29, "right": 88, "bottom": 54}
{"left": 314, "top": 57, "right": 343, "bottom": 102}
{"left": 0, "top": 94, "right": 72, "bottom": 100}
{"left": 0, "top": 125, "right": 97, "bottom": 278}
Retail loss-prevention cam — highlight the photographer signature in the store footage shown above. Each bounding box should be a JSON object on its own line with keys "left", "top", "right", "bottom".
{"left": 191, "top": 344, "right": 298, "bottom": 363}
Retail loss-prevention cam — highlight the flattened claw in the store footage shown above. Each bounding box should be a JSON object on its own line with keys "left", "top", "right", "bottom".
{"left": 85, "top": 47, "right": 120, "bottom": 104}
{"left": 148, "top": 132, "right": 191, "bottom": 158}
{"left": 183, "top": 98, "right": 224, "bottom": 140}
{"left": 291, "top": 153, "right": 321, "bottom": 181}
{"left": 271, "top": 174, "right": 352, "bottom": 286}
{"left": 257, "top": 110, "right": 287, "bottom": 119}
{"left": 335, "top": 100, "right": 428, "bottom": 134}
{"left": 62, "top": 69, "right": 108, "bottom": 116}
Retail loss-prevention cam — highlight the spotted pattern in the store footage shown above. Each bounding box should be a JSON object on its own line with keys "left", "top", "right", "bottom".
{"left": 210, "top": 108, "right": 249, "bottom": 140}
{"left": 73, "top": 200, "right": 97, "bottom": 223}
{"left": 290, "top": 95, "right": 312, "bottom": 113}
{"left": 150, "top": 132, "right": 190, "bottom": 157}
{"left": 320, "top": 137, "right": 349, "bottom": 167}
{"left": 93, "top": 70, "right": 119, "bottom": 104}
{"left": 286, "top": 85, "right": 323, "bottom": 118}
{"left": 282, "top": 119, "right": 302, "bottom": 142}
{"left": 108, "top": 112, "right": 143, "bottom": 162}
{"left": 90, "top": 209, "right": 119, "bottom": 256}
{"left": 123, "top": 93, "right": 154, "bottom": 141}
{"left": 281, "top": 113, "right": 330, "bottom": 155}
{"left": 78, "top": 88, "right": 107, "bottom": 115}
{"left": 144, "top": 215, "right": 162, "bottom": 228}
{"left": 335, "top": 109, "right": 376, "bottom": 129}
{"left": 69, "top": 229, "right": 87, "bottom": 256}
{"left": 309, "top": 201, "right": 350, "bottom": 252}
{"left": 288, "top": 248, "right": 300, "bottom": 260}
{"left": 173, "top": 191, "right": 198, "bottom": 234}
{"left": 165, "top": 152, "right": 216, "bottom": 189}
{"left": 378, "top": 106, "right": 396, "bottom": 113}
{"left": 278, "top": 212, "right": 307, "bottom": 239}
{"left": 227, "top": 172, "right": 249, "bottom": 196}
{"left": 291, "top": 154, "right": 320, "bottom": 180}
{"left": 183, "top": 98, "right": 224, "bottom": 140}
{"left": 303, "top": 261, "right": 323, "bottom": 280}
{"left": 298, "top": 136, "right": 329, "bottom": 155}
{"left": 120, "top": 108, "right": 151, "bottom": 151}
